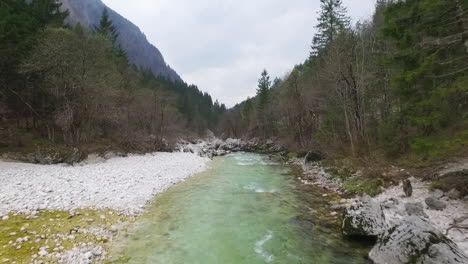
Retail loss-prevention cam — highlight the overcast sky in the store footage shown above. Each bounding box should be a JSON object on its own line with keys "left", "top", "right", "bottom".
{"left": 102, "top": 0, "right": 376, "bottom": 107}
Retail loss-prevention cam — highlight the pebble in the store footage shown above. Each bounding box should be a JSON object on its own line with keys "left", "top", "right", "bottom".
{"left": 84, "top": 251, "right": 93, "bottom": 259}
{"left": 38, "top": 249, "right": 48, "bottom": 256}
{"left": 1, "top": 216, "right": 9, "bottom": 221}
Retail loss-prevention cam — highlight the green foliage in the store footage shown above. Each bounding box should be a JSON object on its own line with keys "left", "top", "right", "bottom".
{"left": 256, "top": 69, "right": 271, "bottom": 111}
{"left": 429, "top": 180, "right": 446, "bottom": 191}
{"left": 286, "top": 152, "right": 297, "bottom": 159}
{"left": 311, "top": 0, "right": 350, "bottom": 57}
{"left": 95, "top": 8, "right": 119, "bottom": 44}
{"left": 383, "top": 0, "right": 468, "bottom": 136}
{"left": 0, "top": 0, "right": 67, "bottom": 80}
{"left": 410, "top": 130, "right": 468, "bottom": 158}
{"left": 0, "top": 2, "right": 225, "bottom": 151}
{"left": 343, "top": 178, "right": 384, "bottom": 197}
{"left": 95, "top": 8, "right": 127, "bottom": 59}
{"left": 221, "top": 0, "right": 467, "bottom": 164}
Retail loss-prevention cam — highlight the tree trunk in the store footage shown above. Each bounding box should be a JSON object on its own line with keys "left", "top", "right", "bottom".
{"left": 454, "top": 0, "right": 468, "bottom": 53}
{"left": 344, "top": 106, "right": 356, "bottom": 156}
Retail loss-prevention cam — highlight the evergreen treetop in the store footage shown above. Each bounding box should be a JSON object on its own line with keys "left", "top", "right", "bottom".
{"left": 95, "top": 8, "right": 119, "bottom": 44}
{"left": 256, "top": 69, "right": 271, "bottom": 109}
{"left": 311, "top": 0, "right": 350, "bottom": 57}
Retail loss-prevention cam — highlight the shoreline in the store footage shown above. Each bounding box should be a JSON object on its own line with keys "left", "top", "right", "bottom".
{"left": 0, "top": 152, "right": 211, "bottom": 263}
{"left": 294, "top": 157, "right": 468, "bottom": 260}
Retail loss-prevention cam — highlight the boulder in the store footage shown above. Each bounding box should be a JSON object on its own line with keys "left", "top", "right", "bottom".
{"left": 403, "top": 179, "right": 413, "bottom": 197}
{"left": 369, "top": 216, "right": 468, "bottom": 264}
{"left": 448, "top": 189, "right": 462, "bottom": 200}
{"left": 405, "top": 202, "right": 428, "bottom": 218}
{"left": 431, "top": 189, "right": 445, "bottom": 199}
{"left": 382, "top": 198, "right": 400, "bottom": 209}
{"left": 426, "top": 197, "right": 447, "bottom": 211}
{"left": 342, "top": 196, "right": 387, "bottom": 237}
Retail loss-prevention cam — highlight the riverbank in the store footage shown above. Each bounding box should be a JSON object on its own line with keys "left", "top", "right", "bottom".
{"left": 0, "top": 152, "right": 210, "bottom": 263}
{"left": 293, "top": 155, "right": 468, "bottom": 262}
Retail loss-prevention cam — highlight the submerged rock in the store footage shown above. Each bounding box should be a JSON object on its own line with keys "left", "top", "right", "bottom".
{"left": 405, "top": 202, "right": 428, "bottom": 218}
{"left": 342, "top": 196, "right": 387, "bottom": 237}
{"left": 426, "top": 197, "right": 447, "bottom": 211}
{"left": 369, "top": 216, "right": 468, "bottom": 264}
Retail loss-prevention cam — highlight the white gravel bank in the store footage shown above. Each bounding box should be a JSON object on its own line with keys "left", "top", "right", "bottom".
{"left": 0, "top": 152, "right": 210, "bottom": 216}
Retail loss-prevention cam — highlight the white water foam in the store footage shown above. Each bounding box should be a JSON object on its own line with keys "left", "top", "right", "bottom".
{"left": 237, "top": 161, "right": 257, "bottom": 166}
{"left": 244, "top": 183, "right": 276, "bottom": 193}
{"left": 255, "top": 230, "right": 274, "bottom": 263}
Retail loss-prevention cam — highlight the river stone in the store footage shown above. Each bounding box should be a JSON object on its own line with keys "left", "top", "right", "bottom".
{"left": 342, "top": 196, "right": 387, "bottom": 237}
{"left": 431, "top": 189, "right": 445, "bottom": 199}
{"left": 426, "top": 197, "right": 447, "bottom": 211}
{"left": 330, "top": 204, "right": 347, "bottom": 210}
{"left": 448, "top": 189, "right": 462, "bottom": 200}
{"left": 405, "top": 202, "right": 428, "bottom": 218}
{"left": 369, "top": 216, "right": 468, "bottom": 264}
{"left": 403, "top": 179, "right": 413, "bottom": 197}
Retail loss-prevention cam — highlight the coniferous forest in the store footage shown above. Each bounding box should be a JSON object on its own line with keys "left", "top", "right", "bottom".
{"left": 220, "top": 0, "right": 468, "bottom": 163}
{"left": 0, "top": 0, "right": 225, "bottom": 155}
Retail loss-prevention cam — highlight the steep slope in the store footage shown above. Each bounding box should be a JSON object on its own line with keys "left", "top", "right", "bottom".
{"left": 60, "top": 0, "right": 181, "bottom": 81}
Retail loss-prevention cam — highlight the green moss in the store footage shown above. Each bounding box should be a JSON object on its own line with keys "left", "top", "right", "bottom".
{"left": 107, "top": 256, "right": 131, "bottom": 263}
{"left": 286, "top": 152, "right": 297, "bottom": 160}
{"left": 343, "top": 178, "right": 384, "bottom": 197}
{"left": 326, "top": 166, "right": 354, "bottom": 182}
{"left": 429, "top": 181, "right": 446, "bottom": 192}
{"left": 0, "top": 209, "right": 129, "bottom": 263}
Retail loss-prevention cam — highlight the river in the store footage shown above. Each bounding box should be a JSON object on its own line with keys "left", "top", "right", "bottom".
{"left": 110, "top": 152, "right": 370, "bottom": 263}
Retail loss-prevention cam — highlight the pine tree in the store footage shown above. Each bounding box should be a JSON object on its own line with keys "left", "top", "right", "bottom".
{"left": 256, "top": 69, "right": 271, "bottom": 111}
{"left": 95, "top": 8, "right": 127, "bottom": 59}
{"left": 310, "top": 0, "right": 350, "bottom": 57}
{"left": 95, "top": 8, "right": 119, "bottom": 44}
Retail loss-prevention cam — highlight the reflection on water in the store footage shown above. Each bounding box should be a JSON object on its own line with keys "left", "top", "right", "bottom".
{"left": 111, "top": 152, "right": 370, "bottom": 264}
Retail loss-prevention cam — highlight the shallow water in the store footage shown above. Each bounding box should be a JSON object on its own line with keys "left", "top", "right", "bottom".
{"left": 111, "top": 152, "right": 370, "bottom": 264}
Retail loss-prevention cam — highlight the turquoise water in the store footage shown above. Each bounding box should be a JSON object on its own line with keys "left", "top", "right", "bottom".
{"left": 111, "top": 153, "right": 369, "bottom": 264}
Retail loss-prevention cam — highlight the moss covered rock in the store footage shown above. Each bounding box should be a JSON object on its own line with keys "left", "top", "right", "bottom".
{"left": 342, "top": 196, "right": 387, "bottom": 238}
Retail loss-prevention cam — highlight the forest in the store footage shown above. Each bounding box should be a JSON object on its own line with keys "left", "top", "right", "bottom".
{"left": 0, "top": 0, "right": 225, "bottom": 155}
{"left": 220, "top": 0, "right": 468, "bottom": 163}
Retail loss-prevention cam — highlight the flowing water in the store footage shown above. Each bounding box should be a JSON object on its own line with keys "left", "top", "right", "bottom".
{"left": 111, "top": 153, "right": 370, "bottom": 264}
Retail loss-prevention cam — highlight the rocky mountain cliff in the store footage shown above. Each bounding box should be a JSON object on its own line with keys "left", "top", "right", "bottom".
{"left": 60, "top": 0, "right": 181, "bottom": 81}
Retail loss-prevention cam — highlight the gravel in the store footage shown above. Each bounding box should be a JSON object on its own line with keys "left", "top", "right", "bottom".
{"left": 0, "top": 152, "right": 210, "bottom": 216}
{"left": 374, "top": 178, "right": 468, "bottom": 256}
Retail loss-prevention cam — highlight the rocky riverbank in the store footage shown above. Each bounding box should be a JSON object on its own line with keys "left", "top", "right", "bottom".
{"left": 294, "top": 155, "right": 468, "bottom": 263}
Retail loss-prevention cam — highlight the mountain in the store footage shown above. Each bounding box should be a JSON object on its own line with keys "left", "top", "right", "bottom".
{"left": 60, "top": 0, "right": 181, "bottom": 81}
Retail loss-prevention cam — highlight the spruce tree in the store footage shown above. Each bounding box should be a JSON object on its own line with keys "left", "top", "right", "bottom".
{"left": 256, "top": 69, "right": 271, "bottom": 112}
{"left": 95, "top": 8, "right": 126, "bottom": 58}
{"left": 95, "top": 8, "right": 119, "bottom": 44}
{"left": 310, "top": 0, "right": 350, "bottom": 57}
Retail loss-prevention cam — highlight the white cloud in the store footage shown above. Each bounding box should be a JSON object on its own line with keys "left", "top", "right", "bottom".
{"left": 102, "top": 0, "right": 376, "bottom": 107}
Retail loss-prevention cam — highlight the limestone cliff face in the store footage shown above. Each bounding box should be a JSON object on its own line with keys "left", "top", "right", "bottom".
{"left": 61, "top": 0, "right": 181, "bottom": 81}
